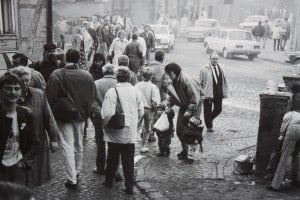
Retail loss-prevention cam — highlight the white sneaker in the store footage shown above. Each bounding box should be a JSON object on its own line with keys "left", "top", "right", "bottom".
{"left": 140, "top": 146, "right": 149, "bottom": 153}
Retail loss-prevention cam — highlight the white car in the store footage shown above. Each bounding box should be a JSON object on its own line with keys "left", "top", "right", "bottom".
{"left": 186, "top": 19, "right": 220, "bottom": 42}
{"left": 149, "top": 24, "right": 175, "bottom": 53}
{"left": 204, "top": 29, "right": 261, "bottom": 60}
{"left": 239, "top": 15, "right": 268, "bottom": 31}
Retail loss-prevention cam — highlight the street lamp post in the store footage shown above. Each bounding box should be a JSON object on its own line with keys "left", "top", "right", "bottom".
{"left": 46, "top": 0, "right": 53, "bottom": 45}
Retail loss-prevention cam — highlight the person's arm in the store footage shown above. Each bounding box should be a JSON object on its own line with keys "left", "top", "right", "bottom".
{"left": 151, "top": 84, "right": 161, "bottom": 105}
{"left": 184, "top": 78, "right": 200, "bottom": 115}
{"left": 46, "top": 72, "right": 61, "bottom": 107}
{"left": 136, "top": 89, "right": 144, "bottom": 121}
{"left": 279, "top": 112, "right": 293, "bottom": 139}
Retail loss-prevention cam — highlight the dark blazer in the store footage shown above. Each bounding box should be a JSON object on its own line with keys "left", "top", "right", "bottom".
{"left": 0, "top": 105, "right": 40, "bottom": 168}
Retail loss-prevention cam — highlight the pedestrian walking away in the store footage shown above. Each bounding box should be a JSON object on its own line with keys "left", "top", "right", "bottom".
{"left": 199, "top": 52, "right": 228, "bottom": 132}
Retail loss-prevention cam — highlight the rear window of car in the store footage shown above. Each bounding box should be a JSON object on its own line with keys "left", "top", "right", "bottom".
{"left": 0, "top": 55, "right": 7, "bottom": 70}
{"left": 229, "top": 31, "right": 253, "bottom": 41}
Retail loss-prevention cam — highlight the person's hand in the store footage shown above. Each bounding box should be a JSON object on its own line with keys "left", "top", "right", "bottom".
{"left": 184, "top": 111, "right": 192, "bottom": 118}
{"left": 50, "top": 142, "right": 59, "bottom": 152}
{"left": 17, "top": 160, "right": 27, "bottom": 169}
{"left": 165, "top": 107, "right": 172, "bottom": 114}
{"left": 278, "top": 135, "right": 284, "bottom": 141}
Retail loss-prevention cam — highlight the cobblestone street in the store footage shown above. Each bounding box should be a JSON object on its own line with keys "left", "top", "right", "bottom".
{"left": 32, "top": 38, "right": 300, "bottom": 199}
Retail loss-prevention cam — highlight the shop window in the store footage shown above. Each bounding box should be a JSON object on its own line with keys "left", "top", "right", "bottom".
{"left": 0, "top": 0, "right": 15, "bottom": 35}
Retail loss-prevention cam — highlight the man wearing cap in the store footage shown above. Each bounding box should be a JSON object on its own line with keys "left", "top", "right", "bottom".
{"left": 32, "top": 44, "right": 60, "bottom": 83}
{"left": 199, "top": 52, "right": 228, "bottom": 132}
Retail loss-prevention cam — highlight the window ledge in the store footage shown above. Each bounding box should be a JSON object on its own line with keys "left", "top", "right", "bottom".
{"left": 0, "top": 34, "right": 18, "bottom": 40}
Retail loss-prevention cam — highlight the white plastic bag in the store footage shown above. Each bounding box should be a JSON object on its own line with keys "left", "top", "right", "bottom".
{"left": 153, "top": 111, "right": 169, "bottom": 132}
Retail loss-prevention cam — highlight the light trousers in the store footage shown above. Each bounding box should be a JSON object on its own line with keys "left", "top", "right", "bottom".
{"left": 58, "top": 120, "right": 85, "bottom": 184}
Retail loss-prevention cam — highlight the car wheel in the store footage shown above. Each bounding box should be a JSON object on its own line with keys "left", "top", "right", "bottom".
{"left": 223, "top": 48, "right": 230, "bottom": 59}
{"left": 248, "top": 55, "right": 254, "bottom": 60}
{"left": 205, "top": 45, "right": 212, "bottom": 54}
{"left": 294, "top": 59, "right": 300, "bottom": 65}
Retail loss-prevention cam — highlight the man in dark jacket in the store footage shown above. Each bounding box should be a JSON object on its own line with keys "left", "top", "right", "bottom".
{"left": 252, "top": 21, "right": 265, "bottom": 42}
{"left": 0, "top": 71, "right": 40, "bottom": 187}
{"left": 164, "top": 63, "right": 201, "bottom": 161}
{"left": 124, "top": 34, "right": 143, "bottom": 74}
{"left": 141, "top": 25, "right": 155, "bottom": 62}
{"left": 46, "top": 49, "right": 97, "bottom": 189}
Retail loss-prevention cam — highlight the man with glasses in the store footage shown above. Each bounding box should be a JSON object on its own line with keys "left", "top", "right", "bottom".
{"left": 199, "top": 52, "right": 228, "bottom": 132}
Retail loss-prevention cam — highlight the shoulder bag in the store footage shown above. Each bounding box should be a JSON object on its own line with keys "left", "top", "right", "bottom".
{"left": 106, "top": 87, "right": 125, "bottom": 129}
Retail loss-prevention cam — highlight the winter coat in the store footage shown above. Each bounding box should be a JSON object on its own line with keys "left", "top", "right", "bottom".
{"left": 199, "top": 63, "right": 228, "bottom": 99}
{"left": 252, "top": 25, "right": 265, "bottom": 37}
{"left": 124, "top": 41, "right": 143, "bottom": 74}
{"left": 109, "top": 37, "right": 128, "bottom": 65}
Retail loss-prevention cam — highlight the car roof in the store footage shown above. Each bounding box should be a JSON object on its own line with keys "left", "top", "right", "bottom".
{"left": 218, "top": 28, "right": 251, "bottom": 33}
{"left": 196, "top": 18, "right": 219, "bottom": 22}
{"left": 246, "top": 15, "right": 267, "bottom": 18}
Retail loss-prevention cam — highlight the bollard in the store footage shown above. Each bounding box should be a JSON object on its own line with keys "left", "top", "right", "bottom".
{"left": 255, "top": 92, "right": 291, "bottom": 178}
{"left": 293, "top": 143, "right": 300, "bottom": 182}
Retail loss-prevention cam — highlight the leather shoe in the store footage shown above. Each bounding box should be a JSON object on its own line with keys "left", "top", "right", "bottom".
{"left": 156, "top": 152, "right": 165, "bottom": 157}
{"left": 115, "top": 172, "right": 123, "bottom": 181}
{"left": 266, "top": 185, "right": 279, "bottom": 192}
{"left": 65, "top": 180, "right": 77, "bottom": 189}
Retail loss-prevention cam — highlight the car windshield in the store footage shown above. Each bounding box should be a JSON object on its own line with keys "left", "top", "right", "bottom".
{"left": 195, "top": 20, "right": 214, "bottom": 27}
{"left": 151, "top": 26, "right": 169, "bottom": 34}
{"left": 229, "top": 31, "right": 253, "bottom": 41}
{"left": 245, "top": 16, "right": 262, "bottom": 22}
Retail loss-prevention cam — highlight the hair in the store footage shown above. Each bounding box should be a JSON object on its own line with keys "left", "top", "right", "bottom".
{"left": 0, "top": 71, "right": 21, "bottom": 89}
{"left": 93, "top": 53, "right": 106, "bottom": 65}
{"left": 141, "top": 67, "right": 153, "bottom": 81}
{"left": 132, "top": 33, "right": 138, "bottom": 40}
{"left": 155, "top": 50, "right": 165, "bottom": 62}
{"left": 10, "top": 66, "right": 32, "bottom": 80}
{"left": 0, "top": 181, "right": 34, "bottom": 200}
{"left": 117, "top": 30, "right": 126, "bottom": 38}
{"left": 164, "top": 63, "right": 181, "bottom": 77}
{"left": 102, "top": 64, "right": 115, "bottom": 75}
{"left": 12, "top": 53, "right": 28, "bottom": 66}
{"left": 210, "top": 51, "right": 219, "bottom": 59}
{"left": 66, "top": 49, "right": 80, "bottom": 63}
{"left": 116, "top": 67, "right": 131, "bottom": 83}
{"left": 118, "top": 55, "right": 129, "bottom": 66}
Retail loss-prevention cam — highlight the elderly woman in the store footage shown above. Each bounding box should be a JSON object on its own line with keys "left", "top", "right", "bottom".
{"left": 10, "top": 67, "right": 59, "bottom": 188}
{"left": 267, "top": 111, "right": 300, "bottom": 191}
{"left": 109, "top": 30, "right": 128, "bottom": 65}
{"left": 101, "top": 67, "right": 144, "bottom": 195}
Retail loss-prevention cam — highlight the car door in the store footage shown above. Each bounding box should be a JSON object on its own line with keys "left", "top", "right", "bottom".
{"left": 219, "top": 31, "right": 228, "bottom": 52}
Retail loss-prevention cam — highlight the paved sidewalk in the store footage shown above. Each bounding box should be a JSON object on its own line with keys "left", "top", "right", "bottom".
{"left": 258, "top": 38, "right": 292, "bottom": 65}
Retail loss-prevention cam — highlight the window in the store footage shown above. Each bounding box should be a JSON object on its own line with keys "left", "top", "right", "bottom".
{"left": 0, "top": 0, "right": 16, "bottom": 35}
{"left": 229, "top": 31, "right": 253, "bottom": 41}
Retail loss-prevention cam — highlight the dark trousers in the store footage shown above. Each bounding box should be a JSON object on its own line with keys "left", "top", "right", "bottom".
{"left": 0, "top": 164, "right": 27, "bottom": 186}
{"left": 158, "top": 135, "right": 171, "bottom": 153}
{"left": 176, "top": 108, "right": 188, "bottom": 154}
{"left": 274, "top": 39, "right": 280, "bottom": 51}
{"left": 91, "top": 112, "right": 106, "bottom": 173}
{"left": 105, "top": 142, "right": 135, "bottom": 189}
{"left": 203, "top": 98, "right": 223, "bottom": 129}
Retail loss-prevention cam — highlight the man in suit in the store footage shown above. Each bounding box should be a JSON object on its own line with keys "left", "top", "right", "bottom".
{"left": 199, "top": 52, "right": 228, "bottom": 132}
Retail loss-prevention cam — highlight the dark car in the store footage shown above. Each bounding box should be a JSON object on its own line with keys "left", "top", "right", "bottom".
{"left": 0, "top": 51, "right": 34, "bottom": 77}
{"left": 286, "top": 51, "right": 300, "bottom": 65}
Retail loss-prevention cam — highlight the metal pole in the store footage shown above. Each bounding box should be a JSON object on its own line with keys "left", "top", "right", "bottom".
{"left": 46, "top": 0, "right": 53, "bottom": 44}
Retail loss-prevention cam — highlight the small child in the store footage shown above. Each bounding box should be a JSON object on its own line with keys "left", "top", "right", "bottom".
{"left": 153, "top": 104, "right": 175, "bottom": 157}
{"left": 136, "top": 67, "right": 161, "bottom": 153}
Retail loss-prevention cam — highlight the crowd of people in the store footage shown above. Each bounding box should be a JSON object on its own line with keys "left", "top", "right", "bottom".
{"left": 252, "top": 17, "right": 291, "bottom": 51}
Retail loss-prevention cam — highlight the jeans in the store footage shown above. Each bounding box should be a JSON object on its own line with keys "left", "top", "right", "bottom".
{"left": 58, "top": 120, "right": 85, "bottom": 184}
{"left": 273, "top": 39, "right": 280, "bottom": 51}
{"left": 105, "top": 142, "right": 135, "bottom": 189}
{"left": 139, "top": 108, "right": 154, "bottom": 146}
{"left": 203, "top": 98, "right": 223, "bottom": 129}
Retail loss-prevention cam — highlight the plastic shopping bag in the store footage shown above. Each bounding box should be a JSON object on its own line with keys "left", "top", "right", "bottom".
{"left": 153, "top": 111, "right": 169, "bottom": 132}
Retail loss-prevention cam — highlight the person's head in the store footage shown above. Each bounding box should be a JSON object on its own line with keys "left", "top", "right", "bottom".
{"left": 0, "top": 181, "right": 35, "bottom": 200}
{"left": 210, "top": 52, "right": 219, "bottom": 66}
{"left": 10, "top": 66, "right": 31, "bottom": 94}
{"left": 258, "top": 21, "right": 262, "bottom": 26}
{"left": 116, "top": 67, "right": 131, "bottom": 83}
{"left": 79, "top": 28, "right": 85, "bottom": 35}
{"left": 154, "top": 50, "right": 165, "bottom": 63}
{"left": 66, "top": 49, "right": 80, "bottom": 64}
{"left": 0, "top": 71, "right": 22, "bottom": 104}
{"left": 43, "top": 43, "right": 57, "bottom": 63}
{"left": 132, "top": 33, "right": 138, "bottom": 41}
{"left": 117, "top": 30, "right": 126, "bottom": 40}
{"left": 102, "top": 64, "right": 115, "bottom": 76}
{"left": 132, "top": 26, "right": 138, "bottom": 34}
{"left": 144, "top": 25, "right": 150, "bottom": 32}
{"left": 118, "top": 55, "right": 129, "bottom": 67}
{"left": 141, "top": 67, "right": 153, "bottom": 81}
{"left": 12, "top": 53, "right": 28, "bottom": 67}
{"left": 164, "top": 63, "right": 182, "bottom": 81}
{"left": 93, "top": 53, "right": 106, "bottom": 67}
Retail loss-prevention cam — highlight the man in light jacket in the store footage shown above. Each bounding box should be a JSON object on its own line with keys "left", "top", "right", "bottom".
{"left": 199, "top": 52, "right": 228, "bottom": 132}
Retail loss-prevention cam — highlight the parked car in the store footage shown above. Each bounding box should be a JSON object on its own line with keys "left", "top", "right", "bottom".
{"left": 204, "top": 29, "right": 261, "bottom": 60}
{"left": 0, "top": 51, "right": 34, "bottom": 77}
{"left": 285, "top": 51, "right": 300, "bottom": 65}
{"left": 239, "top": 15, "right": 268, "bottom": 31}
{"left": 149, "top": 24, "right": 175, "bottom": 53}
{"left": 186, "top": 19, "right": 220, "bottom": 42}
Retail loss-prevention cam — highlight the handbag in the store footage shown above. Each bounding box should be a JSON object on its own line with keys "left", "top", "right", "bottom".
{"left": 153, "top": 111, "right": 169, "bottom": 132}
{"left": 52, "top": 69, "right": 79, "bottom": 123}
{"left": 106, "top": 87, "right": 125, "bottom": 129}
